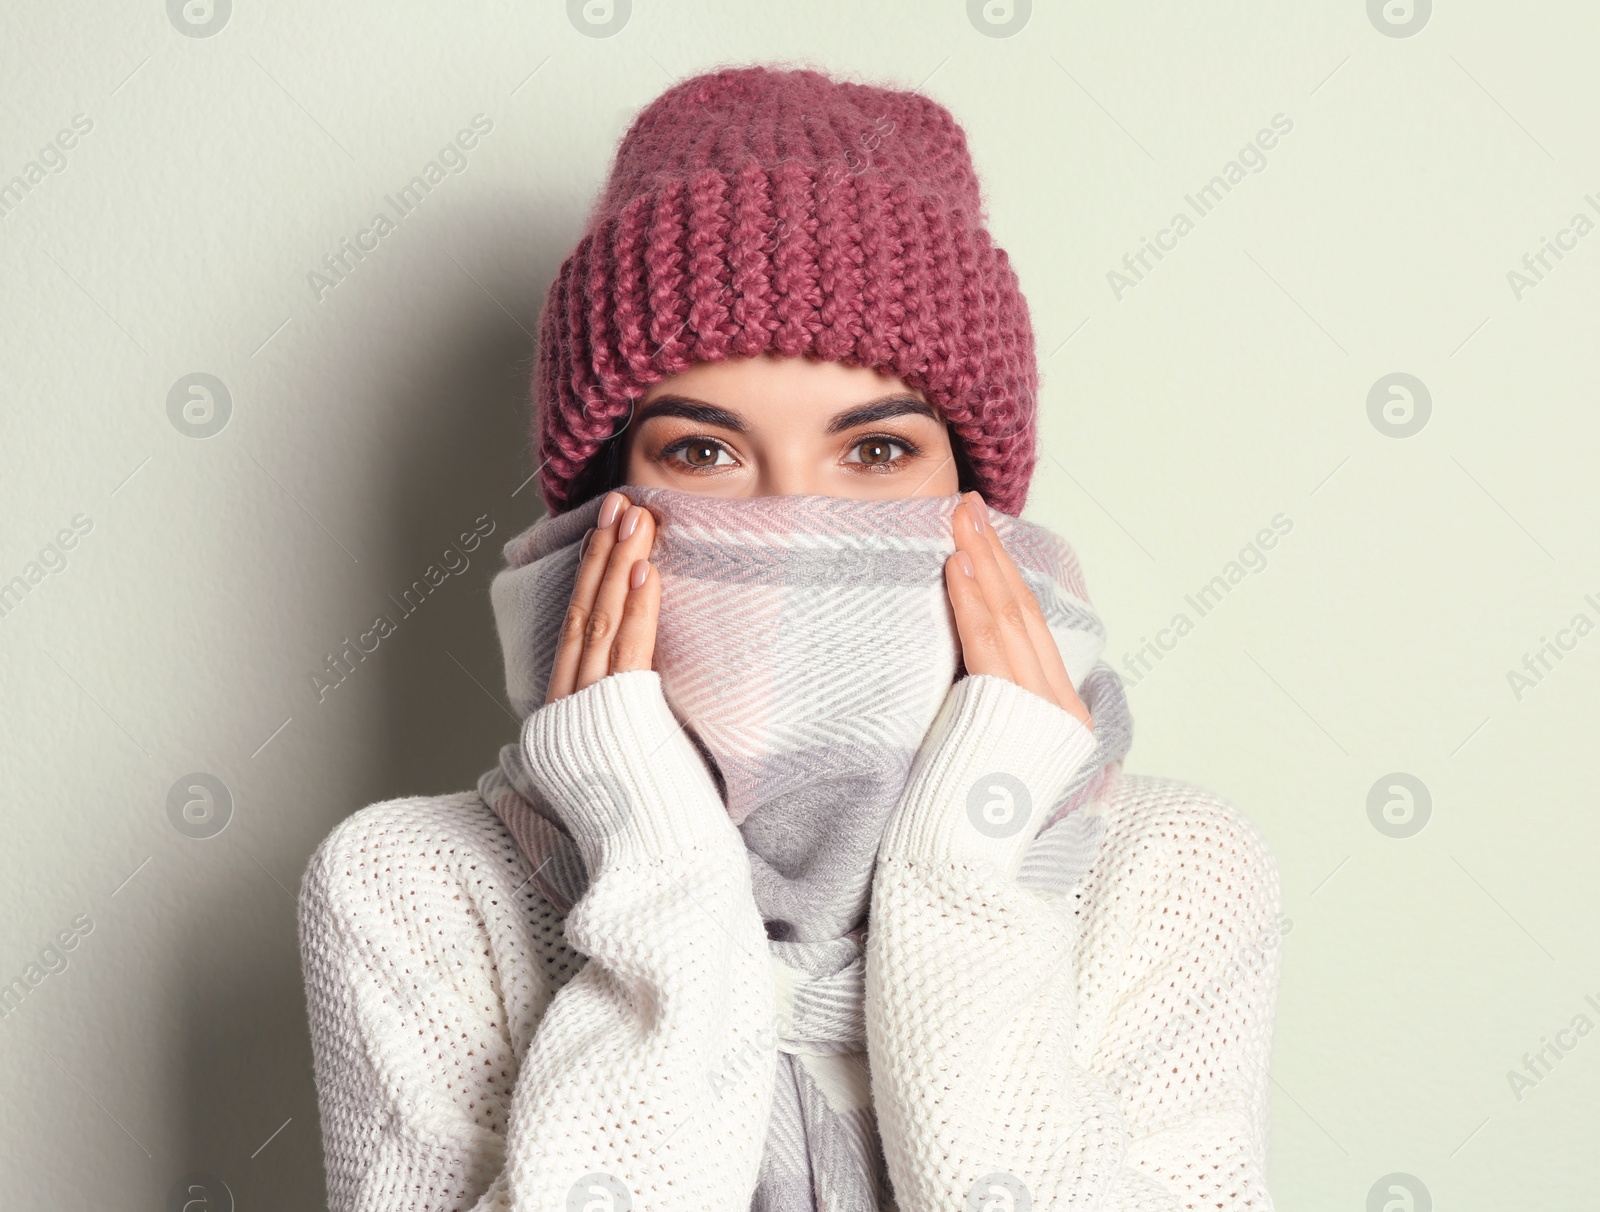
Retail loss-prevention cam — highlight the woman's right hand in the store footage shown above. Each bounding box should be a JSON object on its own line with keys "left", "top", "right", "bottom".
{"left": 544, "top": 490, "right": 662, "bottom": 704}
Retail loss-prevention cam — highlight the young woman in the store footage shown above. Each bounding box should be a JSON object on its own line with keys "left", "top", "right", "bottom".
{"left": 299, "top": 65, "right": 1283, "bottom": 1211}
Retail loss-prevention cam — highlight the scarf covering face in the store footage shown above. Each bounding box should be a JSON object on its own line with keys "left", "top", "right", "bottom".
{"left": 476, "top": 485, "right": 1133, "bottom": 1212}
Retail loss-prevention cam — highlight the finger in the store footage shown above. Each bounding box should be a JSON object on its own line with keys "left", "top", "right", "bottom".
{"left": 609, "top": 559, "right": 660, "bottom": 673}
{"left": 545, "top": 491, "right": 628, "bottom": 704}
{"left": 953, "top": 494, "right": 1055, "bottom": 704}
{"left": 977, "top": 507, "right": 1090, "bottom": 725}
{"left": 575, "top": 500, "right": 658, "bottom": 692}
{"left": 545, "top": 525, "right": 603, "bottom": 703}
{"left": 944, "top": 550, "right": 1013, "bottom": 682}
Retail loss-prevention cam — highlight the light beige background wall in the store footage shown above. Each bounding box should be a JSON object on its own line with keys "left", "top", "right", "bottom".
{"left": 2, "top": 2, "right": 1595, "bottom": 1207}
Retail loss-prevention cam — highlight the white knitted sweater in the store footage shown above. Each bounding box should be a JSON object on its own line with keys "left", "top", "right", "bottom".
{"left": 298, "top": 670, "right": 1283, "bottom": 1210}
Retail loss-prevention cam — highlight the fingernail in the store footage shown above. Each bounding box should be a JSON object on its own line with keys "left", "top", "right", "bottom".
{"left": 598, "top": 492, "right": 625, "bottom": 528}
{"left": 579, "top": 527, "right": 595, "bottom": 558}
{"left": 955, "top": 551, "right": 975, "bottom": 578}
{"left": 630, "top": 558, "right": 649, "bottom": 589}
{"left": 619, "top": 504, "right": 642, "bottom": 540}
{"left": 968, "top": 500, "right": 987, "bottom": 533}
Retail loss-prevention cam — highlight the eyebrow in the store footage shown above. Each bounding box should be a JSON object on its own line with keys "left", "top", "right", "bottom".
{"left": 632, "top": 393, "right": 939, "bottom": 435}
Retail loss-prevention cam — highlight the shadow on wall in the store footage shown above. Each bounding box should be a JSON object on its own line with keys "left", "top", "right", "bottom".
{"left": 370, "top": 307, "right": 543, "bottom": 805}
{"left": 177, "top": 210, "right": 548, "bottom": 1209}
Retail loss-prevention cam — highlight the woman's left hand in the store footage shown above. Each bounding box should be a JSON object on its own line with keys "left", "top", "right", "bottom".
{"left": 945, "top": 490, "right": 1094, "bottom": 733}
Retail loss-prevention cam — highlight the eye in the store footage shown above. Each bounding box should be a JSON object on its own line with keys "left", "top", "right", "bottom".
{"left": 660, "top": 437, "right": 736, "bottom": 469}
{"left": 844, "top": 435, "right": 916, "bottom": 468}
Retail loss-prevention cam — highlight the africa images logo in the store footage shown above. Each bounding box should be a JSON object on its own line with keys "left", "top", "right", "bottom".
{"left": 566, "top": 1173, "right": 631, "bottom": 1211}
{"left": 966, "top": 1171, "right": 1031, "bottom": 1211}
{"left": 967, "top": 772, "right": 1032, "bottom": 839}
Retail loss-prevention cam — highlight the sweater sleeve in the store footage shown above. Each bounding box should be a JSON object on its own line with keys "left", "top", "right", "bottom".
{"left": 865, "top": 674, "right": 1281, "bottom": 1210}
{"left": 1071, "top": 775, "right": 1283, "bottom": 1209}
{"left": 298, "top": 793, "right": 580, "bottom": 1212}
{"left": 297, "top": 669, "right": 778, "bottom": 1212}
{"left": 494, "top": 667, "right": 778, "bottom": 1210}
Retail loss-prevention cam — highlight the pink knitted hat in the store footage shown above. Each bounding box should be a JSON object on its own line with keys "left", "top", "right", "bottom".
{"left": 533, "top": 63, "right": 1040, "bottom": 516}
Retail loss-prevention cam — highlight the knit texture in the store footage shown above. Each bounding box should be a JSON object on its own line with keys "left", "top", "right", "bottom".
{"left": 533, "top": 64, "right": 1041, "bottom": 517}
{"left": 299, "top": 761, "right": 1282, "bottom": 1210}
{"left": 475, "top": 485, "right": 1131, "bottom": 1208}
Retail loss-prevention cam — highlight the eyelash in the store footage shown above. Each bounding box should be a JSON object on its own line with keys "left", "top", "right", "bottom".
{"left": 656, "top": 433, "right": 925, "bottom": 473}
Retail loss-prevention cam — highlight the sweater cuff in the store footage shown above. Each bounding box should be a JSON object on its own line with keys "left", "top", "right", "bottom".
{"left": 520, "top": 668, "right": 735, "bottom": 871}
{"left": 878, "top": 673, "right": 1099, "bottom": 880}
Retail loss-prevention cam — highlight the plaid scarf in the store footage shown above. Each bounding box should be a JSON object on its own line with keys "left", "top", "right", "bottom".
{"left": 477, "top": 485, "right": 1133, "bottom": 1211}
